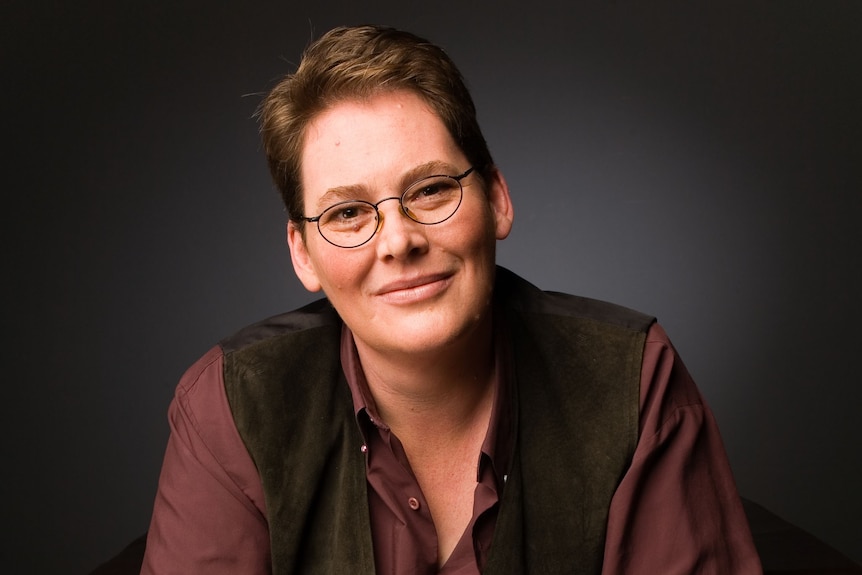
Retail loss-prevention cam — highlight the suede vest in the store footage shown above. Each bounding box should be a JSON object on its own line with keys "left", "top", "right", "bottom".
{"left": 222, "top": 268, "right": 653, "bottom": 574}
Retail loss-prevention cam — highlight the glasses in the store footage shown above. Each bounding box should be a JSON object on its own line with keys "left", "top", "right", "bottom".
{"left": 299, "top": 167, "right": 475, "bottom": 248}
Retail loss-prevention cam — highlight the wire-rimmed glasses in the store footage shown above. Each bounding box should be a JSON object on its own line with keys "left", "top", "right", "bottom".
{"left": 299, "top": 167, "right": 475, "bottom": 248}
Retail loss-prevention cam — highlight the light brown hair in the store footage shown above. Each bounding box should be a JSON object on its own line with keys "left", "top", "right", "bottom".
{"left": 258, "top": 25, "right": 495, "bottom": 221}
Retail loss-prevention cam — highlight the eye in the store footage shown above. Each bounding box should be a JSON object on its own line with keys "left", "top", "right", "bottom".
{"left": 416, "top": 181, "right": 448, "bottom": 196}
{"left": 334, "top": 206, "right": 360, "bottom": 220}
{"left": 404, "top": 176, "right": 460, "bottom": 205}
{"left": 320, "top": 201, "right": 376, "bottom": 230}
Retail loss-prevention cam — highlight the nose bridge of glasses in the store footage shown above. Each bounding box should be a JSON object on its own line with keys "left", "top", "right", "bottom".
{"left": 374, "top": 195, "right": 414, "bottom": 221}
{"left": 373, "top": 195, "right": 404, "bottom": 210}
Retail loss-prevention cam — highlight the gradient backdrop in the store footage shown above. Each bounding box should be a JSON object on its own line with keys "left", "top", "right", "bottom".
{"left": 5, "top": 2, "right": 861, "bottom": 572}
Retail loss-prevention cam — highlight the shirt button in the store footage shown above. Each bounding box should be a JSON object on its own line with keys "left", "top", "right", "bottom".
{"left": 407, "top": 497, "right": 420, "bottom": 510}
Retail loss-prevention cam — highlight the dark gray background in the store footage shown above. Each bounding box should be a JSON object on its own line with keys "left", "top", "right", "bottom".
{"left": 4, "top": 2, "right": 860, "bottom": 572}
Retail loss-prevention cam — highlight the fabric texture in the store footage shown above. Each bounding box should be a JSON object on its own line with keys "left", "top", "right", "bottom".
{"left": 141, "top": 267, "right": 763, "bottom": 574}
{"left": 220, "top": 268, "right": 648, "bottom": 574}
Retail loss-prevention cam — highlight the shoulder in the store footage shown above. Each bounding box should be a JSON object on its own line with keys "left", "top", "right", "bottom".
{"left": 495, "top": 266, "right": 655, "bottom": 334}
{"left": 173, "top": 344, "right": 226, "bottom": 411}
{"left": 218, "top": 298, "right": 346, "bottom": 423}
{"left": 220, "top": 297, "right": 340, "bottom": 355}
{"left": 170, "top": 297, "right": 343, "bottom": 445}
{"left": 218, "top": 298, "right": 343, "bottom": 392}
{"left": 638, "top": 322, "right": 706, "bottom": 434}
{"left": 171, "top": 297, "right": 340, "bottom": 406}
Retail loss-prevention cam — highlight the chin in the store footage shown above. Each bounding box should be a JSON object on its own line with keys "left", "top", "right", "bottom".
{"left": 396, "top": 308, "right": 487, "bottom": 352}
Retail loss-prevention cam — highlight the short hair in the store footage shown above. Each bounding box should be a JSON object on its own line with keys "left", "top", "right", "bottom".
{"left": 258, "top": 25, "right": 495, "bottom": 222}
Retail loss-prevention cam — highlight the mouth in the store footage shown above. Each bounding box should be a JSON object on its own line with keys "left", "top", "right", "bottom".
{"left": 373, "top": 272, "right": 454, "bottom": 304}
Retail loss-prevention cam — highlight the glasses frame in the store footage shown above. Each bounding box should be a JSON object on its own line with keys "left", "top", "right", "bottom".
{"left": 299, "top": 167, "right": 475, "bottom": 248}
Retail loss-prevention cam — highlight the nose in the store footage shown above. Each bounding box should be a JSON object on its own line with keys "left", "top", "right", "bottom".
{"left": 374, "top": 198, "right": 429, "bottom": 260}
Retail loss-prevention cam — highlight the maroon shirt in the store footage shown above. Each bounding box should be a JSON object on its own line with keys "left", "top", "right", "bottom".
{"left": 142, "top": 322, "right": 762, "bottom": 574}
{"left": 343, "top": 324, "right": 513, "bottom": 574}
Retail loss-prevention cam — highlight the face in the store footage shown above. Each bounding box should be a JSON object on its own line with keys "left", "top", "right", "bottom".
{"left": 287, "top": 90, "right": 513, "bottom": 360}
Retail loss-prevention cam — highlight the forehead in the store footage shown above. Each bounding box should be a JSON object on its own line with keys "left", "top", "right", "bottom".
{"left": 299, "top": 91, "right": 466, "bottom": 206}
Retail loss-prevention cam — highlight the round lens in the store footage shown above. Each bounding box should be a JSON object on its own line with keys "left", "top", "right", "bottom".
{"left": 402, "top": 175, "right": 463, "bottom": 225}
{"left": 318, "top": 201, "right": 378, "bottom": 247}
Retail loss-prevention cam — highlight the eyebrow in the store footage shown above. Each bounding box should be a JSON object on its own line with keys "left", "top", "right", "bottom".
{"left": 314, "top": 184, "right": 367, "bottom": 211}
{"left": 313, "top": 160, "right": 463, "bottom": 212}
{"left": 400, "top": 160, "right": 461, "bottom": 187}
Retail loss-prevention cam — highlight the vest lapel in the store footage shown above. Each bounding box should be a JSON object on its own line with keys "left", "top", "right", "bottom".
{"left": 224, "top": 315, "right": 376, "bottom": 574}
{"left": 481, "top": 300, "right": 644, "bottom": 575}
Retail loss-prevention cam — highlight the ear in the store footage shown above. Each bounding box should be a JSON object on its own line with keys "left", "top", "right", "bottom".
{"left": 286, "top": 222, "right": 323, "bottom": 293}
{"left": 485, "top": 168, "right": 514, "bottom": 240}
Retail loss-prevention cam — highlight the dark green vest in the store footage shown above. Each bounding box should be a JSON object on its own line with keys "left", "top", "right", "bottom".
{"left": 222, "top": 268, "right": 653, "bottom": 574}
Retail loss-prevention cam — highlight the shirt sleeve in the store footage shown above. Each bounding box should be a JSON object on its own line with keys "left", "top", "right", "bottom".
{"left": 141, "top": 346, "right": 271, "bottom": 575}
{"left": 602, "top": 323, "right": 763, "bottom": 574}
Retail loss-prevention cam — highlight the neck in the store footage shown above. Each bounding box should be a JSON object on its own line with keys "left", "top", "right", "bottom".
{"left": 354, "top": 312, "right": 496, "bottom": 441}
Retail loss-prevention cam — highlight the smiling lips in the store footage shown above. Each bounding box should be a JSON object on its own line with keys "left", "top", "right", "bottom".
{"left": 373, "top": 272, "right": 454, "bottom": 304}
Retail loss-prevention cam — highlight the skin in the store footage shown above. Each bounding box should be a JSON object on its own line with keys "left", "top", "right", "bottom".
{"left": 286, "top": 89, "right": 514, "bottom": 564}
{"left": 288, "top": 90, "right": 513, "bottom": 381}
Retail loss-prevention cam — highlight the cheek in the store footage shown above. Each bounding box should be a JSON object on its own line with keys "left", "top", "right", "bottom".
{"left": 312, "top": 249, "right": 369, "bottom": 294}
{"left": 454, "top": 203, "right": 498, "bottom": 251}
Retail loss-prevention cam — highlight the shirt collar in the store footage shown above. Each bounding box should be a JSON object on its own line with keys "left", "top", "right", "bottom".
{"left": 339, "top": 316, "right": 514, "bottom": 485}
